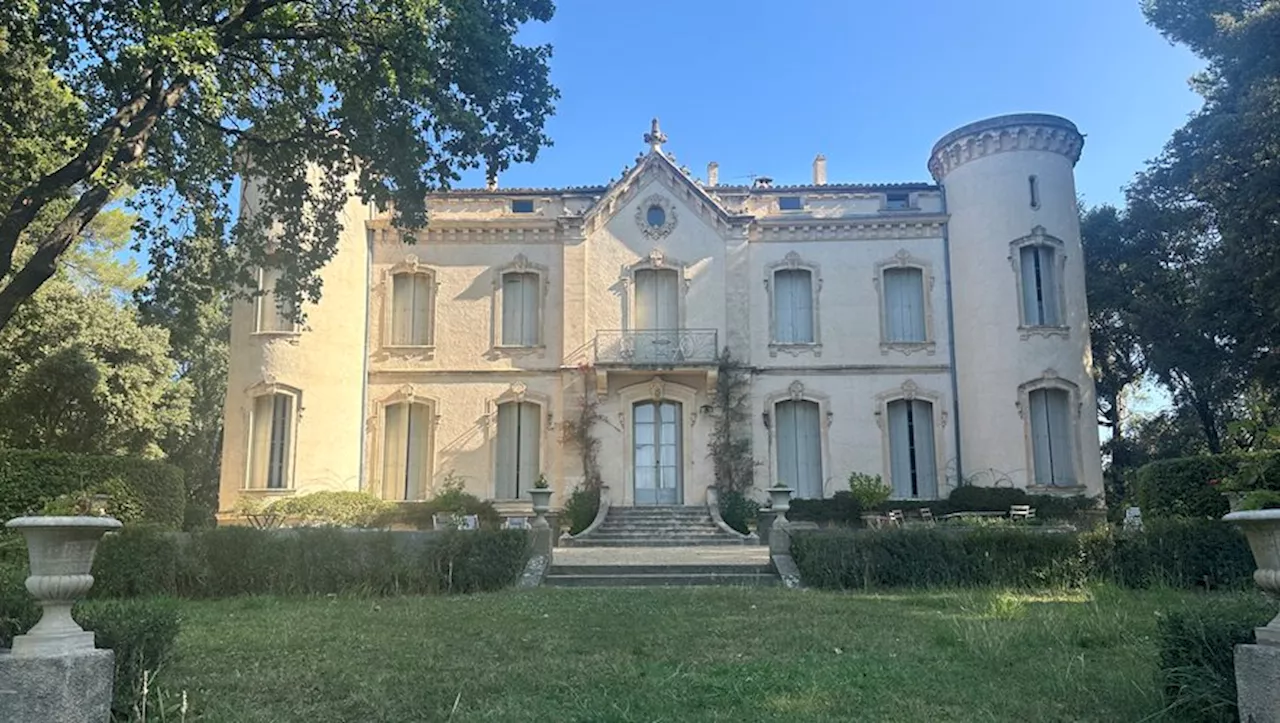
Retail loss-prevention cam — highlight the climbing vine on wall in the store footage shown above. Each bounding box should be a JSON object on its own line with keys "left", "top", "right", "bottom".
{"left": 708, "top": 349, "right": 755, "bottom": 495}
{"left": 560, "top": 364, "right": 604, "bottom": 492}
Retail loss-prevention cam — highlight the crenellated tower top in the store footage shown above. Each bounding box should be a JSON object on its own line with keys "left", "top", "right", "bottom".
{"left": 928, "top": 113, "right": 1083, "bottom": 183}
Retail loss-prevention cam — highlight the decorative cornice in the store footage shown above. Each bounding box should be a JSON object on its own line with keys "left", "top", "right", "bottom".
{"left": 754, "top": 218, "right": 946, "bottom": 243}
{"left": 928, "top": 113, "right": 1084, "bottom": 182}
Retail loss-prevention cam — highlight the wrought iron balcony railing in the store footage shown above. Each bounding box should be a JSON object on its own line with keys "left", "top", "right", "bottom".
{"left": 594, "top": 329, "right": 719, "bottom": 366}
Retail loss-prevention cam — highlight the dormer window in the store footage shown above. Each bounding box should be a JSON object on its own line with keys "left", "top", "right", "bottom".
{"left": 885, "top": 192, "right": 911, "bottom": 210}
{"left": 778, "top": 196, "right": 804, "bottom": 211}
{"left": 510, "top": 199, "right": 534, "bottom": 214}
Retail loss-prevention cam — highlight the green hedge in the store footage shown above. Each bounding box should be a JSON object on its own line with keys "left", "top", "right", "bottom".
{"left": 0, "top": 564, "right": 180, "bottom": 718}
{"left": 88, "top": 525, "right": 531, "bottom": 598}
{"left": 0, "top": 449, "right": 185, "bottom": 528}
{"left": 789, "top": 491, "right": 863, "bottom": 525}
{"left": 1157, "top": 594, "right": 1276, "bottom": 723}
{"left": 1135, "top": 452, "right": 1280, "bottom": 519}
{"left": 790, "top": 519, "right": 1255, "bottom": 591}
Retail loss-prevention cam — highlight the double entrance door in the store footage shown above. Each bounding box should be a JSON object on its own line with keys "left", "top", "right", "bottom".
{"left": 633, "top": 400, "right": 682, "bottom": 505}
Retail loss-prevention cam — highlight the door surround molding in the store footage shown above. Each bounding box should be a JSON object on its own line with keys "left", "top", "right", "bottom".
{"left": 616, "top": 377, "right": 698, "bottom": 506}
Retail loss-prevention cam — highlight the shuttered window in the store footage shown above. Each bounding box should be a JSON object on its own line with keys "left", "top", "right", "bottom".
{"left": 776, "top": 400, "right": 823, "bottom": 499}
{"left": 495, "top": 402, "right": 540, "bottom": 499}
{"left": 501, "top": 272, "right": 540, "bottom": 346}
{"left": 249, "top": 393, "right": 294, "bottom": 489}
{"left": 255, "top": 269, "right": 297, "bottom": 333}
{"left": 382, "top": 402, "right": 432, "bottom": 500}
{"left": 1028, "top": 388, "right": 1076, "bottom": 487}
{"left": 390, "top": 273, "right": 432, "bottom": 346}
{"left": 887, "top": 399, "right": 938, "bottom": 499}
{"left": 772, "top": 269, "right": 814, "bottom": 344}
{"left": 1020, "top": 246, "right": 1061, "bottom": 326}
{"left": 883, "top": 267, "right": 926, "bottom": 343}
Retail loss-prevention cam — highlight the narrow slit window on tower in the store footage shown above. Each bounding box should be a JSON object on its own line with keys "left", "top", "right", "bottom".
{"left": 510, "top": 199, "right": 534, "bottom": 213}
{"left": 1029, "top": 176, "right": 1040, "bottom": 209}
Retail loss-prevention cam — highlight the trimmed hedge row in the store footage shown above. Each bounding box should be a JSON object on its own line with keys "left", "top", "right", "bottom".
{"left": 0, "top": 449, "right": 185, "bottom": 528}
{"left": 88, "top": 525, "right": 531, "bottom": 598}
{"left": 1135, "top": 451, "right": 1280, "bottom": 519}
{"left": 790, "top": 518, "right": 1255, "bottom": 591}
{"left": 0, "top": 563, "right": 180, "bottom": 718}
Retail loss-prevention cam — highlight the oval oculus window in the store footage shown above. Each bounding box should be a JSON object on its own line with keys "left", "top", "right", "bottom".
{"left": 646, "top": 204, "right": 666, "bottom": 228}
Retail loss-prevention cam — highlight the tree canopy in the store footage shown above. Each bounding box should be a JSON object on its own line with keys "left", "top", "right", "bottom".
{"left": 0, "top": 0, "right": 557, "bottom": 329}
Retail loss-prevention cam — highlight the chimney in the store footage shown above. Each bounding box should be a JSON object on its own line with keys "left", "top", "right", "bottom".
{"left": 707, "top": 161, "right": 719, "bottom": 186}
{"left": 813, "top": 154, "right": 827, "bottom": 185}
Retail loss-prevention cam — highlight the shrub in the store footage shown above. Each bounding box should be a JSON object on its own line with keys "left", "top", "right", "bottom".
{"left": 563, "top": 486, "right": 601, "bottom": 535}
{"left": 40, "top": 477, "right": 145, "bottom": 523}
{"left": 1105, "top": 519, "right": 1255, "bottom": 589}
{"left": 380, "top": 476, "right": 503, "bottom": 530}
{"left": 1240, "top": 489, "right": 1280, "bottom": 510}
{"left": 1135, "top": 456, "right": 1238, "bottom": 519}
{"left": 847, "top": 472, "right": 891, "bottom": 509}
{"left": 77, "top": 598, "right": 182, "bottom": 719}
{"left": 1157, "top": 594, "right": 1277, "bottom": 723}
{"left": 419, "top": 530, "right": 530, "bottom": 593}
{"left": 718, "top": 490, "right": 758, "bottom": 534}
{"left": 91, "top": 526, "right": 181, "bottom": 598}
{"left": 0, "top": 449, "right": 184, "bottom": 528}
{"left": 268, "top": 491, "right": 393, "bottom": 527}
{"left": 947, "top": 485, "right": 1032, "bottom": 511}
{"left": 789, "top": 491, "right": 861, "bottom": 525}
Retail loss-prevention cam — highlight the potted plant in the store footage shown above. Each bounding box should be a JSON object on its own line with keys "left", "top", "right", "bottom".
{"left": 1224, "top": 503, "right": 1280, "bottom": 646}
{"left": 529, "top": 473, "right": 553, "bottom": 529}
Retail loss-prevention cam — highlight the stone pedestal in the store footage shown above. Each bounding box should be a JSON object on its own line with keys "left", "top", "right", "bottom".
{"left": 1236, "top": 643, "right": 1280, "bottom": 723}
{"left": 0, "top": 648, "right": 114, "bottom": 723}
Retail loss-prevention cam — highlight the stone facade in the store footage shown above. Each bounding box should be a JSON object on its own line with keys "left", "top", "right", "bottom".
{"left": 217, "top": 113, "right": 1104, "bottom": 518}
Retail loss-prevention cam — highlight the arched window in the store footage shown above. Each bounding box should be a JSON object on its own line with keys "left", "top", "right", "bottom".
{"left": 382, "top": 401, "right": 433, "bottom": 500}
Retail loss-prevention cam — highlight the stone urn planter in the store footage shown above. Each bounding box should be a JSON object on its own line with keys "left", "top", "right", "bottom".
{"left": 529, "top": 488, "right": 553, "bottom": 530}
{"left": 1224, "top": 492, "right": 1249, "bottom": 513}
{"left": 5, "top": 516, "right": 122, "bottom": 656}
{"left": 1223, "top": 509, "right": 1280, "bottom": 646}
{"left": 767, "top": 485, "right": 793, "bottom": 524}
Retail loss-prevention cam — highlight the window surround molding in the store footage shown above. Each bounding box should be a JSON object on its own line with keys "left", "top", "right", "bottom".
{"left": 615, "top": 376, "right": 699, "bottom": 507}
{"left": 761, "top": 380, "right": 833, "bottom": 496}
{"left": 485, "top": 382, "right": 553, "bottom": 501}
{"left": 763, "top": 251, "right": 823, "bottom": 358}
{"left": 488, "top": 253, "right": 550, "bottom": 358}
{"left": 252, "top": 267, "right": 302, "bottom": 338}
{"left": 1008, "top": 226, "right": 1070, "bottom": 339}
{"left": 381, "top": 255, "right": 439, "bottom": 357}
{"left": 873, "top": 249, "right": 937, "bottom": 356}
{"left": 366, "top": 384, "right": 440, "bottom": 500}
{"left": 240, "top": 380, "right": 303, "bottom": 492}
{"left": 620, "top": 248, "right": 691, "bottom": 331}
{"left": 1014, "top": 369, "right": 1087, "bottom": 492}
{"left": 873, "top": 379, "right": 949, "bottom": 500}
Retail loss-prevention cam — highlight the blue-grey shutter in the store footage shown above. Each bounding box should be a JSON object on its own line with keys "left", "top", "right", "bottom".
{"left": 775, "top": 402, "right": 798, "bottom": 493}
{"left": 1020, "top": 246, "right": 1042, "bottom": 325}
{"left": 885, "top": 268, "right": 925, "bottom": 342}
{"left": 1046, "top": 390, "right": 1074, "bottom": 486}
{"left": 796, "top": 400, "right": 823, "bottom": 498}
{"left": 912, "top": 400, "right": 938, "bottom": 498}
{"left": 1029, "top": 390, "right": 1052, "bottom": 485}
{"left": 267, "top": 394, "right": 291, "bottom": 489}
{"left": 1040, "top": 249, "right": 1061, "bottom": 326}
{"left": 406, "top": 403, "right": 431, "bottom": 499}
{"left": 501, "top": 274, "right": 522, "bottom": 345}
{"left": 411, "top": 275, "right": 432, "bottom": 345}
{"left": 887, "top": 400, "right": 912, "bottom": 498}
{"left": 517, "top": 402, "right": 541, "bottom": 497}
{"left": 383, "top": 403, "right": 407, "bottom": 499}
{"left": 495, "top": 403, "right": 518, "bottom": 498}
{"left": 773, "top": 271, "right": 794, "bottom": 342}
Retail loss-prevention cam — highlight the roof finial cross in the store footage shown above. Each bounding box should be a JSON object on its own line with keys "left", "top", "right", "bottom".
{"left": 643, "top": 117, "right": 667, "bottom": 152}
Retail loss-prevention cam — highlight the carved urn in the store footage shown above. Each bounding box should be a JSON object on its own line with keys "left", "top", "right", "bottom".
{"left": 529, "top": 488, "right": 553, "bottom": 530}
{"left": 1224, "top": 510, "right": 1280, "bottom": 646}
{"left": 5, "top": 516, "right": 122, "bottom": 656}
{"left": 767, "top": 485, "right": 793, "bottom": 525}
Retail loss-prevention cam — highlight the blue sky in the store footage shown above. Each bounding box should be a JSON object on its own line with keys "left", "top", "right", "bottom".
{"left": 475, "top": 0, "right": 1205, "bottom": 206}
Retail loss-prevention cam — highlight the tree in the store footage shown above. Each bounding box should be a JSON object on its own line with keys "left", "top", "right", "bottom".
{"left": 0, "top": 0, "right": 557, "bottom": 330}
{"left": 0, "top": 276, "right": 191, "bottom": 456}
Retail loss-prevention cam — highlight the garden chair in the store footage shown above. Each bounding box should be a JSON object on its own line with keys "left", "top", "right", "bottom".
{"left": 1009, "top": 505, "right": 1036, "bottom": 522}
{"left": 459, "top": 514, "right": 480, "bottom": 530}
{"left": 887, "top": 510, "right": 905, "bottom": 527}
{"left": 502, "top": 516, "right": 531, "bottom": 530}
{"left": 919, "top": 508, "right": 935, "bottom": 525}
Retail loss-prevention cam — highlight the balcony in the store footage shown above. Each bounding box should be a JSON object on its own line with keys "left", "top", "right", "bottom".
{"left": 593, "top": 329, "right": 719, "bottom": 367}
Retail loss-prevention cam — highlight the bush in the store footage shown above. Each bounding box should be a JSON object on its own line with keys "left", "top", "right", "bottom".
{"left": 0, "top": 449, "right": 184, "bottom": 528}
{"left": 790, "top": 518, "right": 1255, "bottom": 591}
{"left": 1135, "top": 456, "right": 1239, "bottom": 519}
{"left": 379, "top": 479, "right": 503, "bottom": 530}
{"left": 77, "top": 598, "right": 182, "bottom": 719}
{"left": 789, "top": 491, "right": 862, "bottom": 525}
{"left": 91, "top": 526, "right": 181, "bottom": 598}
{"left": 267, "top": 491, "right": 393, "bottom": 527}
{"left": 791, "top": 527, "right": 1083, "bottom": 590}
{"left": 563, "top": 486, "right": 601, "bottom": 535}
{"left": 1157, "top": 594, "right": 1277, "bottom": 723}
{"left": 1240, "top": 489, "right": 1280, "bottom": 510}
{"left": 718, "top": 490, "right": 758, "bottom": 534}
{"left": 847, "top": 472, "right": 891, "bottom": 509}
{"left": 947, "top": 485, "right": 1032, "bottom": 511}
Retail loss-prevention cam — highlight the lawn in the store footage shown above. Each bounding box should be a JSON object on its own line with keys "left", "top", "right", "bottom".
{"left": 167, "top": 585, "right": 1205, "bottom": 722}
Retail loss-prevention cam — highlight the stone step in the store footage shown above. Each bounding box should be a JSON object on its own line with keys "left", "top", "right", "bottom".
{"left": 549, "top": 564, "right": 774, "bottom": 576}
{"left": 544, "top": 572, "right": 779, "bottom": 588}
{"left": 560, "top": 538, "right": 749, "bottom": 547}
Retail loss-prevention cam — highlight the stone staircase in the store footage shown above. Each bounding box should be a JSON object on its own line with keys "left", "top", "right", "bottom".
{"left": 561, "top": 506, "right": 750, "bottom": 547}
{"left": 543, "top": 562, "right": 778, "bottom": 588}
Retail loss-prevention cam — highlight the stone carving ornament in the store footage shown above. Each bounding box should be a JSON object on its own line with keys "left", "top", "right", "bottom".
{"left": 636, "top": 194, "right": 678, "bottom": 240}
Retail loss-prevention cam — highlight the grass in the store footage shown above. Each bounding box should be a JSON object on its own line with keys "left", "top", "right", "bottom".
{"left": 164, "top": 585, "right": 1211, "bottom": 722}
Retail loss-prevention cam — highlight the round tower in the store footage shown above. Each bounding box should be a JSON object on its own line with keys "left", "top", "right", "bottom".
{"left": 929, "top": 113, "right": 1102, "bottom": 497}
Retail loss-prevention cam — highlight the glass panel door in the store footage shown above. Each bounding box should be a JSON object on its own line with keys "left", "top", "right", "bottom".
{"left": 633, "top": 400, "right": 682, "bottom": 505}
